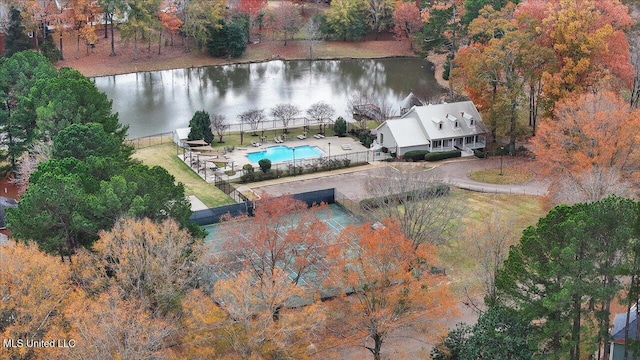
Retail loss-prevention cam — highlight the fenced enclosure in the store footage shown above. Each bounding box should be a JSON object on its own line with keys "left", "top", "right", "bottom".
{"left": 125, "top": 132, "right": 174, "bottom": 149}
{"left": 239, "top": 150, "right": 373, "bottom": 183}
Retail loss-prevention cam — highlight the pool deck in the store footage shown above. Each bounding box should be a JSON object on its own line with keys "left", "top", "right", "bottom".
{"left": 223, "top": 135, "right": 369, "bottom": 168}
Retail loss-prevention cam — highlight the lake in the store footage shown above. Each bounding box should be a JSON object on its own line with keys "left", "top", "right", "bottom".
{"left": 94, "top": 57, "right": 445, "bottom": 139}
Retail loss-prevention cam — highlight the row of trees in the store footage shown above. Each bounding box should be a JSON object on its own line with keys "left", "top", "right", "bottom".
{"left": 434, "top": 196, "right": 640, "bottom": 360}
{"left": 1, "top": 195, "right": 457, "bottom": 360}
{"left": 186, "top": 101, "right": 338, "bottom": 145}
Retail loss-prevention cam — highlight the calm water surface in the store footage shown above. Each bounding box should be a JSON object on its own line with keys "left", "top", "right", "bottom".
{"left": 94, "top": 58, "right": 443, "bottom": 139}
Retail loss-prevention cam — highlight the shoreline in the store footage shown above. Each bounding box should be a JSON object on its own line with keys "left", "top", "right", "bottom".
{"left": 88, "top": 54, "right": 422, "bottom": 78}
{"left": 57, "top": 35, "right": 419, "bottom": 78}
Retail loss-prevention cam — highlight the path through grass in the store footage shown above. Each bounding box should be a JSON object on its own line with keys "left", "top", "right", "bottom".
{"left": 133, "top": 143, "right": 235, "bottom": 208}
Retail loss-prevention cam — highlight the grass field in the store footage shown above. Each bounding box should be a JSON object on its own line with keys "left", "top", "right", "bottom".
{"left": 468, "top": 167, "right": 534, "bottom": 184}
{"left": 133, "top": 143, "right": 235, "bottom": 208}
{"left": 438, "top": 189, "right": 548, "bottom": 295}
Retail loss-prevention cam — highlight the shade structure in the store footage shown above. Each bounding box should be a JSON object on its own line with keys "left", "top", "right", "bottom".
{"left": 186, "top": 139, "right": 209, "bottom": 146}
{"left": 191, "top": 145, "right": 216, "bottom": 152}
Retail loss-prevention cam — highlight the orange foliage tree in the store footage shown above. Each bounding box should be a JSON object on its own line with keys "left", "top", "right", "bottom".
{"left": 218, "top": 194, "right": 330, "bottom": 286}
{"left": 324, "top": 220, "right": 457, "bottom": 360}
{"left": 0, "top": 242, "right": 71, "bottom": 360}
{"left": 515, "top": 0, "right": 634, "bottom": 114}
{"left": 92, "top": 217, "right": 205, "bottom": 314}
{"left": 213, "top": 268, "right": 326, "bottom": 359}
{"left": 531, "top": 91, "right": 640, "bottom": 203}
{"left": 47, "top": 287, "right": 178, "bottom": 360}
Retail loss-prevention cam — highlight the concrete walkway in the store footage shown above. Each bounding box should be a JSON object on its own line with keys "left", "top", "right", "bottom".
{"left": 249, "top": 157, "right": 549, "bottom": 199}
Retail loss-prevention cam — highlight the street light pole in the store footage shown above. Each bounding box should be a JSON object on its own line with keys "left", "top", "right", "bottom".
{"left": 328, "top": 142, "right": 331, "bottom": 158}
{"left": 500, "top": 146, "right": 504, "bottom": 176}
{"left": 292, "top": 148, "right": 296, "bottom": 176}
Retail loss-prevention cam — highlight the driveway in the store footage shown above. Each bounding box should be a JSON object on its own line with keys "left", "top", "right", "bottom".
{"left": 250, "top": 157, "right": 549, "bottom": 199}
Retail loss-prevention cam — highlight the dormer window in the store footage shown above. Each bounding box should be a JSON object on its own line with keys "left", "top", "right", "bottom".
{"left": 432, "top": 116, "right": 443, "bottom": 130}
{"left": 462, "top": 112, "right": 475, "bottom": 126}
{"left": 454, "top": 121, "right": 458, "bottom": 128}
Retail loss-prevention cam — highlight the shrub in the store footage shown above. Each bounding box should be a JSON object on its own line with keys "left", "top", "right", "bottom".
{"left": 334, "top": 117, "right": 347, "bottom": 136}
{"left": 424, "top": 150, "right": 461, "bottom": 162}
{"left": 359, "top": 184, "right": 450, "bottom": 209}
{"left": 404, "top": 150, "right": 430, "bottom": 161}
{"left": 358, "top": 131, "right": 375, "bottom": 148}
{"left": 242, "top": 164, "right": 254, "bottom": 173}
{"left": 258, "top": 159, "right": 272, "bottom": 173}
{"left": 473, "top": 149, "right": 485, "bottom": 158}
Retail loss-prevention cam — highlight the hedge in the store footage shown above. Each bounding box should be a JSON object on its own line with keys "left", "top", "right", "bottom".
{"left": 404, "top": 150, "right": 430, "bottom": 161}
{"left": 359, "top": 184, "right": 450, "bottom": 209}
{"left": 424, "top": 150, "right": 461, "bottom": 161}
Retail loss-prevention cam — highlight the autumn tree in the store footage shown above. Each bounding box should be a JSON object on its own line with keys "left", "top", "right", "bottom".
{"left": 158, "top": 4, "right": 183, "bottom": 53}
{"left": 271, "top": 1, "right": 302, "bottom": 46}
{"left": 93, "top": 217, "right": 204, "bottom": 314}
{"left": 177, "top": 289, "right": 227, "bottom": 358}
{"left": 363, "top": 0, "right": 394, "bottom": 40}
{"left": 214, "top": 269, "right": 326, "bottom": 359}
{"left": 392, "top": 2, "right": 422, "bottom": 50}
{"left": 306, "top": 101, "right": 335, "bottom": 133}
{"left": 236, "top": 0, "right": 268, "bottom": 42}
{"left": 53, "top": 287, "right": 179, "bottom": 360}
{"left": 119, "top": 0, "right": 161, "bottom": 60}
{"left": 515, "top": 0, "right": 634, "bottom": 115}
{"left": 530, "top": 92, "right": 640, "bottom": 204}
{"left": 238, "top": 108, "right": 265, "bottom": 136}
{"left": 326, "top": 220, "right": 456, "bottom": 360}
{"left": 0, "top": 242, "right": 71, "bottom": 360}
{"left": 325, "top": 0, "right": 368, "bottom": 41}
{"left": 216, "top": 195, "right": 330, "bottom": 287}
{"left": 181, "top": 0, "right": 226, "bottom": 51}
{"left": 270, "top": 103, "right": 301, "bottom": 132}
{"left": 362, "top": 172, "right": 460, "bottom": 248}
{"left": 65, "top": 0, "right": 100, "bottom": 57}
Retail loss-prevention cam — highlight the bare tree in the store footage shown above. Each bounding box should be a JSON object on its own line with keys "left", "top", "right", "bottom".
{"left": 270, "top": 104, "right": 301, "bottom": 133}
{"left": 376, "top": 97, "right": 397, "bottom": 124}
{"left": 272, "top": 1, "right": 302, "bottom": 46}
{"left": 305, "top": 18, "right": 322, "bottom": 60}
{"left": 349, "top": 91, "right": 398, "bottom": 128}
{"left": 466, "top": 209, "right": 515, "bottom": 303}
{"left": 550, "top": 167, "right": 634, "bottom": 205}
{"left": 238, "top": 108, "right": 266, "bottom": 136}
{"left": 210, "top": 113, "right": 229, "bottom": 143}
{"left": 306, "top": 102, "right": 335, "bottom": 133}
{"left": 363, "top": 171, "right": 462, "bottom": 248}
{"left": 15, "top": 140, "right": 52, "bottom": 194}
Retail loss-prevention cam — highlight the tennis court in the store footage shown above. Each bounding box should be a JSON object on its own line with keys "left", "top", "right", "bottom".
{"left": 201, "top": 203, "right": 363, "bottom": 292}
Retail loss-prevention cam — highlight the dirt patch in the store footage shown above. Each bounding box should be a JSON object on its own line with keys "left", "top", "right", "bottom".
{"left": 426, "top": 52, "right": 449, "bottom": 89}
{"left": 57, "top": 29, "right": 416, "bottom": 77}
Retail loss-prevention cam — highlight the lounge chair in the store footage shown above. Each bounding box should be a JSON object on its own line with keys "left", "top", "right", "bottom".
{"left": 274, "top": 137, "right": 281, "bottom": 143}
{"left": 313, "top": 134, "right": 322, "bottom": 139}
{"left": 297, "top": 134, "right": 306, "bottom": 140}
{"left": 341, "top": 144, "right": 352, "bottom": 150}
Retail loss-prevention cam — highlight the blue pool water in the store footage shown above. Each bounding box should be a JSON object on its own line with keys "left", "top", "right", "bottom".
{"left": 246, "top": 145, "right": 323, "bottom": 163}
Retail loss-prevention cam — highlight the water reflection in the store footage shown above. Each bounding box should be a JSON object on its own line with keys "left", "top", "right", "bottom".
{"left": 94, "top": 58, "right": 444, "bottom": 138}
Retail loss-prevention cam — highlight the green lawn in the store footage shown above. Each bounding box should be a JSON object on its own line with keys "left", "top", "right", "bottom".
{"left": 467, "top": 167, "right": 534, "bottom": 184}
{"left": 133, "top": 143, "right": 235, "bottom": 208}
{"left": 437, "top": 189, "right": 547, "bottom": 295}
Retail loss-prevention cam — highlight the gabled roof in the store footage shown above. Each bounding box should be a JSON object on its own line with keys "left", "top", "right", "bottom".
{"left": 402, "top": 101, "right": 487, "bottom": 141}
{"left": 383, "top": 117, "right": 426, "bottom": 148}
{"left": 612, "top": 307, "right": 639, "bottom": 343}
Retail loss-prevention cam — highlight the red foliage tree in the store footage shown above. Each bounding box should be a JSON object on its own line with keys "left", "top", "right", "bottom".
{"left": 392, "top": 2, "right": 422, "bottom": 50}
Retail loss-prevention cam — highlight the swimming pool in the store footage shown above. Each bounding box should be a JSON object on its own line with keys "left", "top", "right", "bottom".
{"left": 246, "top": 145, "right": 323, "bottom": 163}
